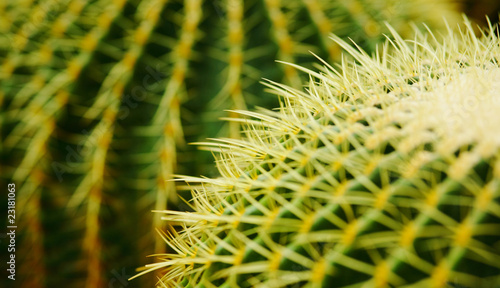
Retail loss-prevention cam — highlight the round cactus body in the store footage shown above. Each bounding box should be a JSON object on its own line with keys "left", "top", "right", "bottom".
{"left": 136, "top": 20, "right": 500, "bottom": 287}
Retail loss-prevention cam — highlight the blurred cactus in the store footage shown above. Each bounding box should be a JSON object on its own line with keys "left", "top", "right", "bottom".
{"left": 0, "top": 0, "right": 462, "bottom": 287}
{"left": 135, "top": 19, "right": 500, "bottom": 287}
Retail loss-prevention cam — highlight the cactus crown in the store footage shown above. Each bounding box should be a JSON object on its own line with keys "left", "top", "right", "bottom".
{"left": 143, "top": 19, "right": 500, "bottom": 287}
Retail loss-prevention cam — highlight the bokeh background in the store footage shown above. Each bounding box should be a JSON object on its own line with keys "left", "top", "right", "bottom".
{"left": 1, "top": 1, "right": 499, "bottom": 287}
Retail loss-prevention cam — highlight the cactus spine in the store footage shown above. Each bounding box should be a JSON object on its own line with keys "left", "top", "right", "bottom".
{"left": 135, "top": 19, "right": 500, "bottom": 287}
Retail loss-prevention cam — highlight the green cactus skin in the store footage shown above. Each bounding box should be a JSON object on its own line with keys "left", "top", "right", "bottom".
{"left": 134, "top": 19, "right": 500, "bottom": 287}
{"left": 0, "top": 1, "right": 461, "bottom": 287}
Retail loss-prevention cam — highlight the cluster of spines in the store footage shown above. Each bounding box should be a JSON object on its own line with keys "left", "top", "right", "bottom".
{"left": 195, "top": 0, "right": 462, "bottom": 159}
{"left": 136, "top": 20, "right": 500, "bottom": 287}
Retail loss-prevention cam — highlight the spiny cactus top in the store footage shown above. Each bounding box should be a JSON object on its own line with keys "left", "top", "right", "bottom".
{"left": 134, "top": 20, "right": 500, "bottom": 287}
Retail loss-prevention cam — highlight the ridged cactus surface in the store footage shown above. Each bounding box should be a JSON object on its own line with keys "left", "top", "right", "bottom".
{"left": 136, "top": 20, "right": 500, "bottom": 287}
{"left": 0, "top": 0, "right": 461, "bottom": 287}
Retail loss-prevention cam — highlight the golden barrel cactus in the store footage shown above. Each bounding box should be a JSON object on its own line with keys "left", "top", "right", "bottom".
{"left": 135, "top": 19, "right": 500, "bottom": 287}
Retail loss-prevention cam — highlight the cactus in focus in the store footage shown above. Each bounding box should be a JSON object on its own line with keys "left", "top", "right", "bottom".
{"left": 135, "top": 19, "right": 500, "bottom": 287}
{"left": 0, "top": 0, "right": 461, "bottom": 287}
